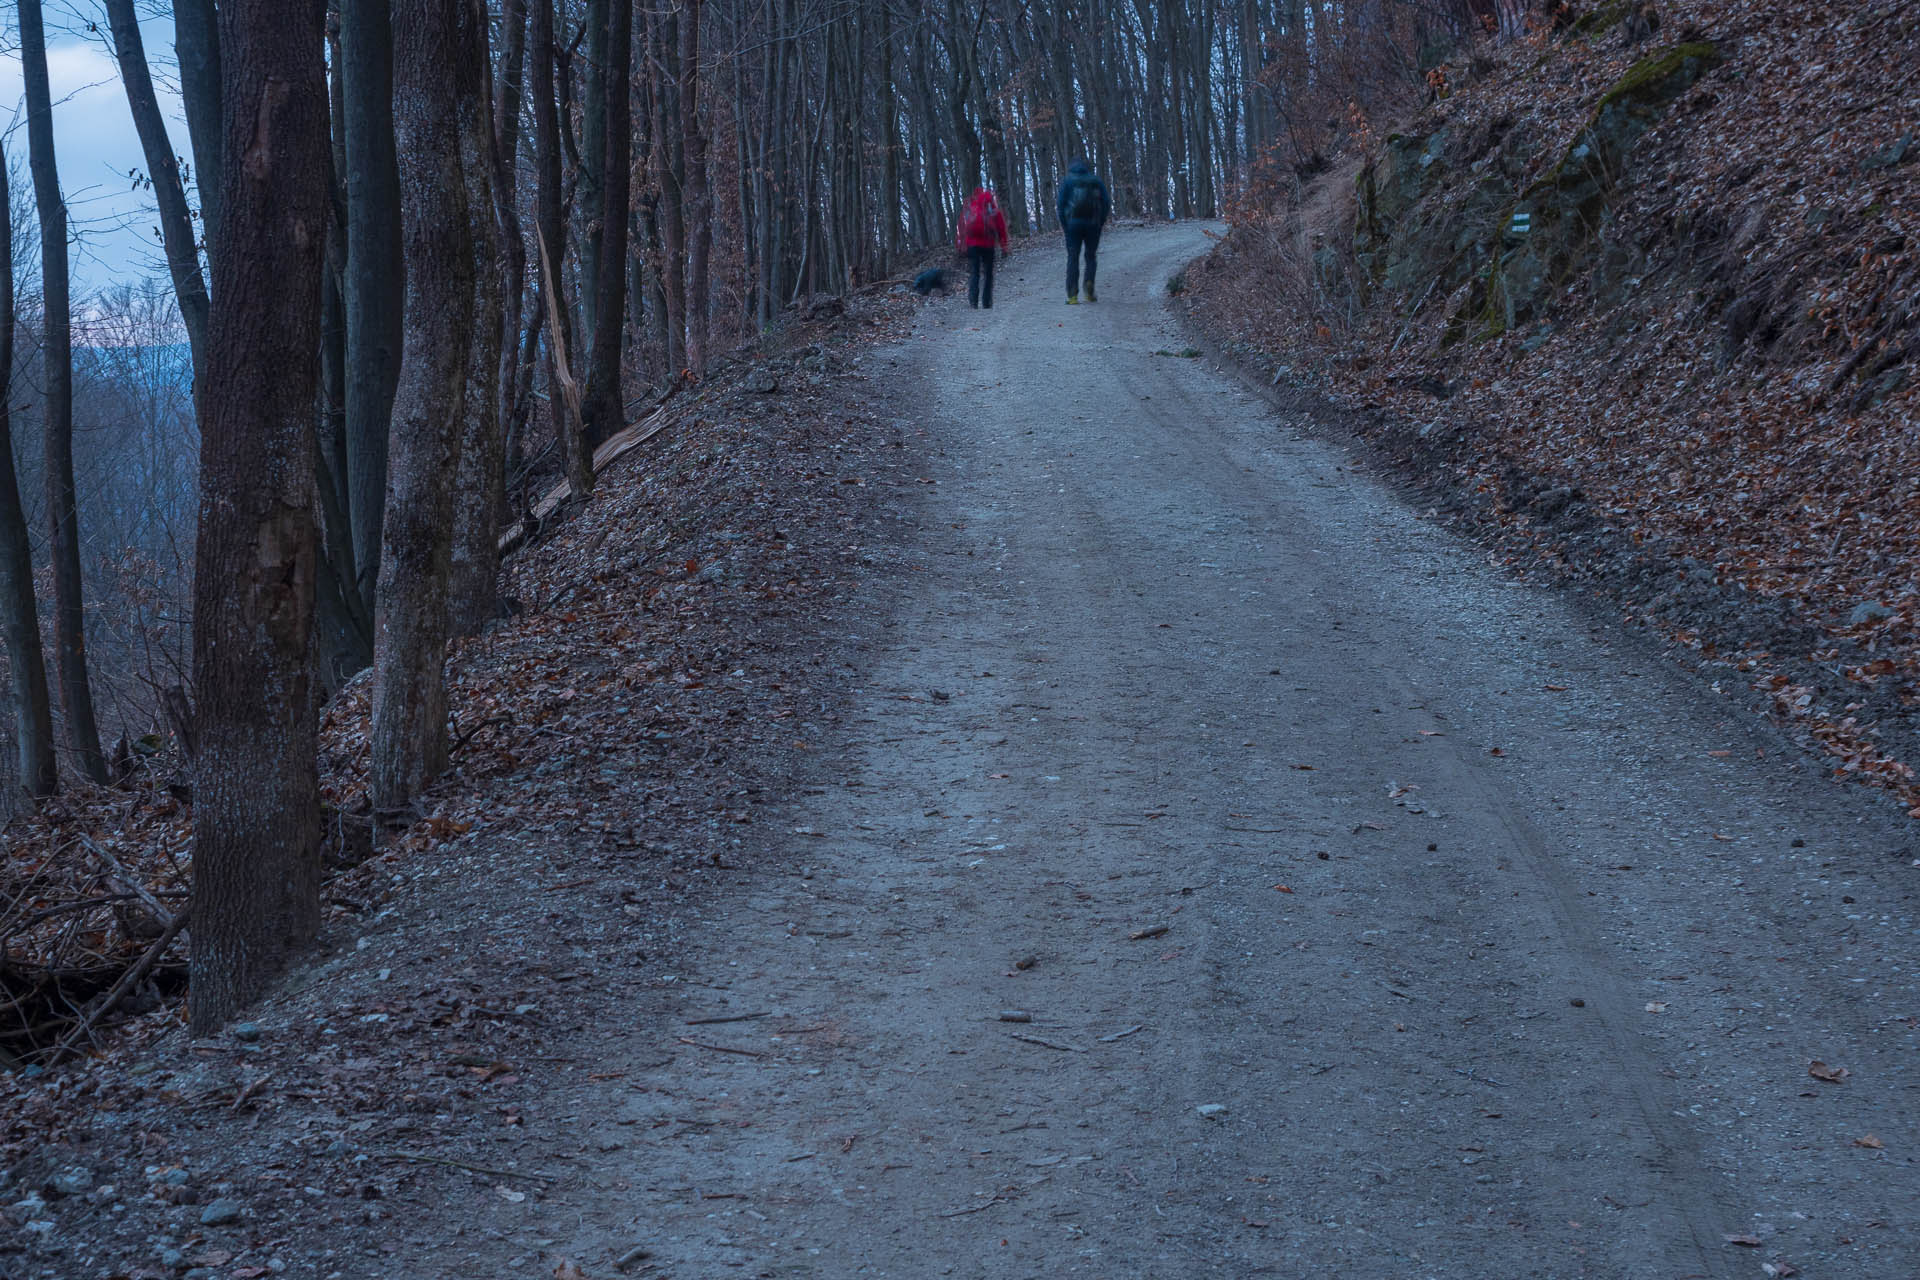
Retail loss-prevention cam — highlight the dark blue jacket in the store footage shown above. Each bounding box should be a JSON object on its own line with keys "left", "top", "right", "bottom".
{"left": 1056, "top": 161, "right": 1110, "bottom": 229}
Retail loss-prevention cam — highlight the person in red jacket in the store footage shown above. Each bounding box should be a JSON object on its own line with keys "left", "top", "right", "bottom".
{"left": 955, "top": 187, "right": 1010, "bottom": 309}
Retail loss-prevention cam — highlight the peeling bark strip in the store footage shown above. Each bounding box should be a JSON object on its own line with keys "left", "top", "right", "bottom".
{"left": 190, "top": 0, "right": 330, "bottom": 1034}
{"left": 369, "top": 0, "right": 485, "bottom": 811}
{"left": 242, "top": 77, "right": 292, "bottom": 179}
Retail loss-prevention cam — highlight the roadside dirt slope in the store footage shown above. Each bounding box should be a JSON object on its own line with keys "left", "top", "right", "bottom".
{"left": 1186, "top": 0, "right": 1919, "bottom": 811}
{"left": 10, "top": 224, "right": 1920, "bottom": 1280}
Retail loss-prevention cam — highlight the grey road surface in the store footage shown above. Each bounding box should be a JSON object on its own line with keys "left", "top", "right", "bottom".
{"left": 527, "top": 223, "right": 1920, "bottom": 1278}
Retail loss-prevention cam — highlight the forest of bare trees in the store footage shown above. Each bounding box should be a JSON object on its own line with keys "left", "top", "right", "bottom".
{"left": 0, "top": 0, "right": 1505, "bottom": 1035}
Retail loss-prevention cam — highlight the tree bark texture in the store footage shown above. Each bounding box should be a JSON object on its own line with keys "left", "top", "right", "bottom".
{"left": 493, "top": 0, "right": 530, "bottom": 462}
{"left": 648, "top": 3, "right": 687, "bottom": 372}
{"left": 314, "top": 24, "right": 375, "bottom": 688}
{"left": 189, "top": 0, "right": 330, "bottom": 1033}
{"left": 173, "top": 0, "right": 224, "bottom": 259}
{"left": 530, "top": 0, "right": 589, "bottom": 494}
{"left": 680, "top": 0, "right": 710, "bottom": 372}
{"left": 20, "top": 0, "right": 108, "bottom": 784}
{"left": 342, "top": 0, "right": 405, "bottom": 608}
{"left": 577, "top": 0, "right": 608, "bottom": 350}
{"left": 580, "top": 0, "right": 631, "bottom": 444}
{"left": 449, "top": 0, "right": 506, "bottom": 637}
{"left": 369, "top": 0, "right": 481, "bottom": 810}
{"left": 0, "top": 145, "right": 56, "bottom": 799}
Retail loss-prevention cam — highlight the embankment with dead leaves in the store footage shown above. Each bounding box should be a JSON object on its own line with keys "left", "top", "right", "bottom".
{"left": 0, "top": 284, "right": 929, "bottom": 1277}
{"left": 1184, "top": 0, "right": 1919, "bottom": 815}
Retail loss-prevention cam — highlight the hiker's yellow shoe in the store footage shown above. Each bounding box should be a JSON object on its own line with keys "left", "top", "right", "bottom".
{"left": 1066, "top": 294, "right": 1078, "bottom": 304}
{"left": 1085, "top": 283, "right": 1097, "bottom": 303}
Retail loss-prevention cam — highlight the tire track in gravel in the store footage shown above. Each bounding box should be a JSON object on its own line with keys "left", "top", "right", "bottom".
{"left": 424, "top": 222, "right": 1920, "bottom": 1280}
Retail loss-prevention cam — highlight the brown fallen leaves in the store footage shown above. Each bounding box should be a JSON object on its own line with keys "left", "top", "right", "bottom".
{"left": 1187, "top": 0, "right": 1919, "bottom": 816}
{"left": 1807, "top": 1060, "right": 1850, "bottom": 1084}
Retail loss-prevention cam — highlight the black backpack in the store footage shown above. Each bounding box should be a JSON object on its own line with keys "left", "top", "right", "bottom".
{"left": 1068, "top": 176, "right": 1102, "bottom": 221}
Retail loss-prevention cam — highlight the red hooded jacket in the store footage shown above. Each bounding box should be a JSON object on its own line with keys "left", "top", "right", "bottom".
{"left": 957, "top": 189, "right": 1009, "bottom": 251}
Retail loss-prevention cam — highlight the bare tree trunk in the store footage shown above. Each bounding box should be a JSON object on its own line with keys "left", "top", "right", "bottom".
{"left": 316, "top": 29, "right": 374, "bottom": 688}
{"left": 342, "top": 0, "right": 405, "bottom": 612}
{"left": 449, "top": 4, "right": 507, "bottom": 638}
{"left": 681, "top": 0, "right": 710, "bottom": 370}
{"left": 878, "top": 0, "right": 899, "bottom": 273}
{"left": 580, "top": 0, "right": 631, "bottom": 444}
{"left": 20, "top": 0, "right": 107, "bottom": 784}
{"left": 531, "top": 0, "right": 589, "bottom": 494}
{"left": 577, "top": 0, "right": 608, "bottom": 349}
{"left": 370, "top": 0, "right": 481, "bottom": 811}
{"left": 494, "top": 0, "right": 530, "bottom": 454}
{"left": 173, "top": 0, "right": 223, "bottom": 258}
{"left": 190, "top": 0, "right": 330, "bottom": 1032}
{"left": 0, "top": 145, "right": 55, "bottom": 799}
{"left": 106, "top": 0, "right": 211, "bottom": 403}
{"left": 650, "top": 2, "right": 687, "bottom": 371}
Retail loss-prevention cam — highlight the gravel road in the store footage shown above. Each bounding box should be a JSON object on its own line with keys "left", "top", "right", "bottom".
{"left": 489, "top": 223, "right": 1920, "bottom": 1278}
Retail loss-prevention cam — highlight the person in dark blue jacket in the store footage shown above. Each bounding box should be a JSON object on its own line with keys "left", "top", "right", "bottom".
{"left": 1056, "top": 158, "right": 1110, "bottom": 304}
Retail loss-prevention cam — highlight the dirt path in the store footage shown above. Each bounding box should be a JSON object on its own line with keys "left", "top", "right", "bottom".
{"left": 428, "top": 224, "right": 1918, "bottom": 1278}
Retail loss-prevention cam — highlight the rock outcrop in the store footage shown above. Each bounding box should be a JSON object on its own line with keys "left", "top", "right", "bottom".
{"left": 1356, "top": 41, "right": 1722, "bottom": 345}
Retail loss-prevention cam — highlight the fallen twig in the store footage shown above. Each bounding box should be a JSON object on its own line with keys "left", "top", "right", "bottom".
{"left": 373, "top": 1150, "right": 561, "bottom": 1181}
{"left": 1, "top": 893, "right": 177, "bottom": 949}
{"left": 684, "top": 1011, "right": 770, "bottom": 1025}
{"left": 78, "top": 836, "right": 180, "bottom": 930}
{"left": 449, "top": 714, "right": 511, "bottom": 757}
{"left": 1008, "top": 1032, "right": 1085, "bottom": 1053}
{"left": 1097, "top": 1024, "right": 1145, "bottom": 1043}
{"left": 48, "top": 904, "right": 192, "bottom": 1064}
{"left": 676, "top": 1036, "right": 771, "bottom": 1058}
{"left": 937, "top": 1196, "right": 1006, "bottom": 1218}
{"left": 1127, "top": 924, "right": 1169, "bottom": 940}
{"left": 232, "top": 1074, "right": 273, "bottom": 1110}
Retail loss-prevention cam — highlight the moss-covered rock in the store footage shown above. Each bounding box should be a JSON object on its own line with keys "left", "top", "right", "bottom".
{"left": 1356, "top": 41, "right": 1720, "bottom": 346}
{"left": 1595, "top": 42, "right": 1721, "bottom": 113}
{"left": 1564, "top": 1, "right": 1631, "bottom": 40}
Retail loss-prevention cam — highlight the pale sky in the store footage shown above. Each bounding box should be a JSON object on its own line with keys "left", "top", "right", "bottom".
{"left": 1, "top": 8, "right": 197, "bottom": 298}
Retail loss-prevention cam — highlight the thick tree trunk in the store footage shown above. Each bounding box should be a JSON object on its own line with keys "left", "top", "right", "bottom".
{"left": 0, "top": 146, "right": 55, "bottom": 799}
{"left": 189, "top": 0, "right": 330, "bottom": 1032}
{"left": 173, "top": 0, "right": 223, "bottom": 259}
{"left": 580, "top": 0, "right": 631, "bottom": 445}
{"left": 342, "top": 0, "right": 405, "bottom": 612}
{"left": 20, "top": 0, "right": 107, "bottom": 785}
{"left": 106, "top": 0, "right": 211, "bottom": 404}
{"left": 370, "top": 0, "right": 481, "bottom": 810}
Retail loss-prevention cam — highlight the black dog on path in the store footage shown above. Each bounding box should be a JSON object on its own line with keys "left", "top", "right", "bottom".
{"left": 912, "top": 267, "right": 951, "bottom": 296}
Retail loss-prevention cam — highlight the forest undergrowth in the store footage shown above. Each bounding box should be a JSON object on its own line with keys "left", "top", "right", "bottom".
{"left": 0, "top": 284, "right": 925, "bottom": 1277}
{"left": 1186, "top": 0, "right": 1920, "bottom": 816}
